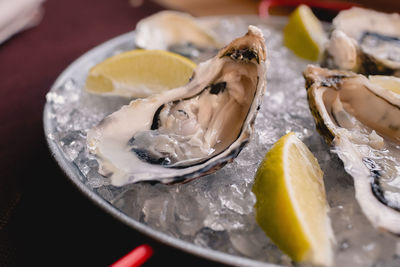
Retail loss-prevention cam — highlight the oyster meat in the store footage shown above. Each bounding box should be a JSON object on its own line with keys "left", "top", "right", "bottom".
{"left": 87, "top": 26, "right": 267, "bottom": 186}
{"left": 304, "top": 65, "right": 400, "bottom": 233}
{"left": 323, "top": 7, "right": 400, "bottom": 76}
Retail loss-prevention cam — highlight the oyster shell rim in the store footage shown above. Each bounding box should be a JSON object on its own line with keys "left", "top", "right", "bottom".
{"left": 304, "top": 65, "right": 400, "bottom": 234}
{"left": 87, "top": 25, "right": 268, "bottom": 186}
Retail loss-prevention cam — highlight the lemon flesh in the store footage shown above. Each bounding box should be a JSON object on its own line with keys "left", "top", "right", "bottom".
{"left": 369, "top": 75, "right": 400, "bottom": 95}
{"left": 252, "top": 132, "right": 334, "bottom": 266}
{"left": 283, "top": 5, "right": 327, "bottom": 61}
{"left": 85, "top": 49, "right": 196, "bottom": 98}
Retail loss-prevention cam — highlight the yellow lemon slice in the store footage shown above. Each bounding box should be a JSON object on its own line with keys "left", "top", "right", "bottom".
{"left": 85, "top": 49, "right": 196, "bottom": 98}
{"left": 283, "top": 5, "right": 327, "bottom": 61}
{"left": 369, "top": 75, "right": 400, "bottom": 95}
{"left": 252, "top": 132, "right": 334, "bottom": 266}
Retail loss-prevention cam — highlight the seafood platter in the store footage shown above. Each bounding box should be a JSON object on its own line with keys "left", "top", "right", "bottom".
{"left": 44, "top": 8, "right": 400, "bottom": 267}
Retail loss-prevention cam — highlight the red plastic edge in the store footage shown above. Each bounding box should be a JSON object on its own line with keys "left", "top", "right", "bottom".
{"left": 259, "top": 0, "right": 361, "bottom": 18}
{"left": 110, "top": 244, "right": 153, "bottom": 267}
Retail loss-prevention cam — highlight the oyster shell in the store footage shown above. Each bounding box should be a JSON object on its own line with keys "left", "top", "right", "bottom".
{"left": 322, "top": 7, "right": 400, "bottom": 76}
{"left": 135, "top": 11, "right": 223, "bottom": 61}
{"left": 87, "top": 26, "right": 267, "bottom": 186}
{"left": 304, "top": 65, "right": 400, "bottom": 233}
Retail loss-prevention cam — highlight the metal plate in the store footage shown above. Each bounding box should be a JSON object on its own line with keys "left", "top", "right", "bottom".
{"left": 43, "top": 16, "right": 291, "bottom": 267}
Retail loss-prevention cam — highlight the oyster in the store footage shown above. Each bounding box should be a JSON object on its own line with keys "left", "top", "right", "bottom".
{"left": 304, "top": 65, "right": 400, "bottom": 233}
{"left": 135, "top": 11, "right": 224, "bottom": 61}
{"left": 322, "top": 7, "right": 400, "bottom": 76}
{"left": 87, "top": 26, "right": 267, "bottom": 186}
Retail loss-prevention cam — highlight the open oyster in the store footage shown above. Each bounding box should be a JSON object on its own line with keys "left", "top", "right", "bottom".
{"left": 322, "top": 7, "right": 400, "bottom": 76}
{"left": 135, "top": 11, "right": 224, "bottom": 61}
{"left": 87, "top": 26, "right": 267, "bottom": 186}
{"left": 304, "top": 65, "right": 400, "bottom": 233}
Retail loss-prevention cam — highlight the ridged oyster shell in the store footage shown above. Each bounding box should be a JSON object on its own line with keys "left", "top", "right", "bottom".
{"left": 322, "top": 7, "right": 400, "bottom": 76}
{"left": 87, "top": 26, "right": 268, "bottom": 186}
{"left": 304, "top": 65, "right": 400, "bottom": 233}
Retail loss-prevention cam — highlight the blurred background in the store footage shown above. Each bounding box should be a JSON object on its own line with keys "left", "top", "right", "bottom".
{"left": 152, "top": 0, "right": 400, "bottom": 16}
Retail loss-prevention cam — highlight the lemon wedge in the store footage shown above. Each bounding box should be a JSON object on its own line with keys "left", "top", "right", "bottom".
{"left": 252, "top": 132, "right": 334, "bottom": 266}
{"left": 283, "top": 5, "right": 327, "bottom": 61}
{"left": 84, "top": 49, "right": 196, "bottom": 98}
{"left": 369, "top": 75, "right": 400, "bottom": 95}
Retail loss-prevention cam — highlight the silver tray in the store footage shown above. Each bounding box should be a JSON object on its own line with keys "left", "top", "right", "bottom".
{"left": 43, "top": 15, "right": 399, "bottom": 267}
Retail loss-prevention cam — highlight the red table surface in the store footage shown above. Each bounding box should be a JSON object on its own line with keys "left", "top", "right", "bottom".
{"left": 0, "top": 0, "right": 229, "bottom": 266}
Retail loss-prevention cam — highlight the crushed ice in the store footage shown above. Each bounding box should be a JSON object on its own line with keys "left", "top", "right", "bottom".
{"left": 45, "top": 17, "right": 400, "bottom": 267}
